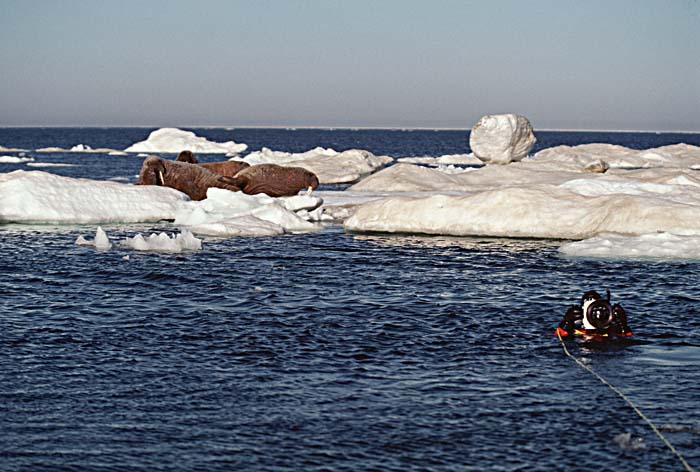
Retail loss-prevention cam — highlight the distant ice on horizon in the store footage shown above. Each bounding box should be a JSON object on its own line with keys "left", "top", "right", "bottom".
{"left": 125, "top": 128, "right": 248, "bottom": 155}
{"left": 26, "top": 162, "right": 76, "bottom": 168}
{"left": 0, "top": 155, "right": 34, "bottom": 163}
{"left": 35, "top": 145, "right": 121, "bottom": 153}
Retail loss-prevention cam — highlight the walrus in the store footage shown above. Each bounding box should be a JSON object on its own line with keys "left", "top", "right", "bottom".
{"left": 228, "top": 164, "right": 319, "bottom": 197}
{"left": 138, "top": 156, "right": 241, "bottom": 200}
{"left": 176, "top": 150, "right": 250, "bottom": 177}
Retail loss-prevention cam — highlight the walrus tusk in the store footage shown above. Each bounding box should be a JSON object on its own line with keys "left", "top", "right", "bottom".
{"left": 157, "top": 170, "right": 165, "bottom": 186}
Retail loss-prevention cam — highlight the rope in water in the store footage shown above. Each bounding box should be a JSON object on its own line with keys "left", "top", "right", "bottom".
{"left": 556, "top": 331, "right": 694, "bottom": 472}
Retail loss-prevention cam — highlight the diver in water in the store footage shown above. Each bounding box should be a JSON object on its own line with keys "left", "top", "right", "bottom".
{"left": 556, "top": 290, "right": 633, "bottom": 338}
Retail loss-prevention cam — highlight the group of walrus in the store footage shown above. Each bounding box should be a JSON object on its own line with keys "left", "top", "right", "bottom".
{"left": 137, "top": 151, "right": 319, "bottom": 200}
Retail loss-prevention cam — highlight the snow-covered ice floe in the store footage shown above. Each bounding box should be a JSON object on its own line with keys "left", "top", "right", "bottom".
{"left": 124, "top": 128, "right": 248, "bottom": 155}
{"left": 397, "top": 153, "right": 482, "bottom": 167}
{"left": 173, "top": 188, "right": 322, "bottom": 237}
{"left": 342, "top": 141, "right": 700, "bottom": 236}
{"left": 533, "top": 143, "right": 700, "bottom": 170}
{"left": 0, "top": 170, "right": 321, "bottom": 237}
{"left": 0, "top": 155, "right": 34, "bottom": 163}
{"left": 344, "top": 184, "right": 700, "bottom": 240}
{"left": 0, "top": 170, "right": 189, "bottom": 224}
{"left": 76, "top": 227, "right": 203, "bottom": 252}
{"left": 26, "top": 162, "right": 76, "bottom": 168}
{"left": 233, "top": 147, "right": 393, "bottom": 184}
{"left": 559, "top": 232, "right": 700, "bottom": 260}
{"left": 0, "top": 146, "right": 27, "bottom": 153}
{"left": 35, "top": 145, "right": 122, "bottom": 153}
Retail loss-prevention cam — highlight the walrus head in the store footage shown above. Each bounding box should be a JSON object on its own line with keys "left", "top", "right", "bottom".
{"left": 176, "top": 150, "right": 198, "bottom": 164}
{"left": 305, "top": 170, "right": 320, "bottom": 190}
{"left": 138, "top": 156, "right": 167, "bottom": 186}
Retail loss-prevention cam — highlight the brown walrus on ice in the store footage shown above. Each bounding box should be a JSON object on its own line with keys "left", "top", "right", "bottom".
{"left": 227, "top": 164, "right": 319, "bottom": 197}
{"left": 139, "top": 155, "right": 319, "bottom": 199}
{"left": 138, "top": 156, "right": 241, "bottom": 200}
{"left": 175, "top": 150, "right": 250, "bottom": 177}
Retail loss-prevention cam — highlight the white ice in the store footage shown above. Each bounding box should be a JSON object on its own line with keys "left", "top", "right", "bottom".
{"left": 344, "top": 186, "right": 700, "bottom": 239}
{"left": 26, "top": 162, "right": 76, "bottom": 168}
{"left": 559, "top": 232, "right": 700, "bottom": 259}
{"left": 397, "top": 153, "right": 482, "bottom": 167}
{"left": 0, "top": 146, "right": 27, "bottom": 153}
{"left": 36, "top": 145, "right": 121, "bottom": 153}
{"left": 75, "top": 227, "right": 113, "bottom": 250}
{"left": 0, "top": 170, "right": 321, "bottom": 237}
{"left": 120, "top": 229, "right": 202, "bottom": 252}
{"left": 469, "top": 114, "right": 536, "bottom": 164}
{"left": 6, "top": 138, "right": 700, "bottom": 255}
{"left": 124, "top": 128, "right": 248, "bottom": 155}
{"left": 0, "top": 155, "right": 34, "bottom": 163}
{"left": 533, "top": 143, "right": 700, "bottom": 170}
{"left": 0, "top": 170, "right": 188, "bottom": 224}
{"left": 233, "top": 147, "right": 393, "bottom": 184}
{"left": 343, "top": 143, "right": 700, "bottom": 243}
{"left": 77, "top": 227, "right": 202, "bottom": 252}
{"left": 173, "top": 188, "right": 321, "bottom": 237}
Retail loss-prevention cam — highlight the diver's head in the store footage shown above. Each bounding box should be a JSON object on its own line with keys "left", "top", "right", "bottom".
{"left": 581, "top": 290, "right": 602, "bottom": 306}
{"left": 583, "top": 299, "right": 614, "bottom": 331}
{"left": 580, "top": 290, "right": 602, "bottom": 322}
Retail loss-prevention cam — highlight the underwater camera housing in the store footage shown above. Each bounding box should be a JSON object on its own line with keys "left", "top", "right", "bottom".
{"left": 585, "top": 299, "right": 614, "bottom": 331}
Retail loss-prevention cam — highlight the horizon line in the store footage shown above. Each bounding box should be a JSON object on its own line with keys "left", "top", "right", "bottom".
{"left": 0, "top": 124, "right": 698, "bottom": 134}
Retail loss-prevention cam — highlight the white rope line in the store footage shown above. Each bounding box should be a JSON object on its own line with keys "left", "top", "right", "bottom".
{"left": 557, "top": 331, "right": 694, "bottom": 472}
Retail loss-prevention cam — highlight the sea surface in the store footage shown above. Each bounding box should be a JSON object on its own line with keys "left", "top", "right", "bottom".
{"left": 1, "top": 128, "right": 700, "bottom": 471}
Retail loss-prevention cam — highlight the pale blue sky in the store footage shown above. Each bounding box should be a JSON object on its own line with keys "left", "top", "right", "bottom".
{"left": 1, "top": 0, "right": 698, "bottom": 130}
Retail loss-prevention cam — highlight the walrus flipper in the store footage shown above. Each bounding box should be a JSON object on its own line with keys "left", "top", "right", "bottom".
{"left": 217, "top": 175, "right": 243, "bottom": 192}
{"left": 221, "top": 174, "right": 249, "bottom": 188}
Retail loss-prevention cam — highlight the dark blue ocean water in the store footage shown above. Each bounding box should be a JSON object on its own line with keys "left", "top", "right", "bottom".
{"left": 1, "top": 129, "right": 700, "bottom": 471}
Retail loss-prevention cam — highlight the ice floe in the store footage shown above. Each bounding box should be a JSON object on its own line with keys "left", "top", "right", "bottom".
{"left": 348, "top": 163, "right": 490, "bottom": 192}
{"left": 77, "top": 227, "right": 203, "bottom": 252}
{"left": 613, "top": 432, "right": 646, "bottom": 451}
{"left": 173, "top": 188, "right": 321, "bottom": 237}
{"left": 0, "top": 170, "right": 320, "bottom": 237}
{"left": 233, "top": 147, "right": 393, "bottom": 184}
{"left": 5, "top": 135, "right": 700, "bottom": 256}
{"left": 397, "top": 153, "right": 482, "bottom": 167}
{"left": 0, "top": 155, "right": 34, "bottom": 163}
{"left": 124, "top": 128, "right": 248, "bottom": 155}
{"left": 559, "top": 232, "right": 700, "bottom": 259}
{"left": 121, "top": 229, "right": 202, "bottom": 252}
{"left": 469, "top": 114, "right": 536, "bottom": 164}
{"left": 534, "top": 143, "right": 700, "bottom": 170}
{"left": 0, "top": 146, "right": 27, "bottom": 153}
{"left": 26, "top": 162, "right": 76, "bottom": 168}
{"left": 75, "top": 226, "right": 113, "bottom": 250}
{"left": 35, "top": 145, "right": 121, "bottom": 153}
{"left": 0, "top": 170, "right": 188, "bottom": 224}
{"left": 344, "top": 185, "right": 700, "bottom": 239}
